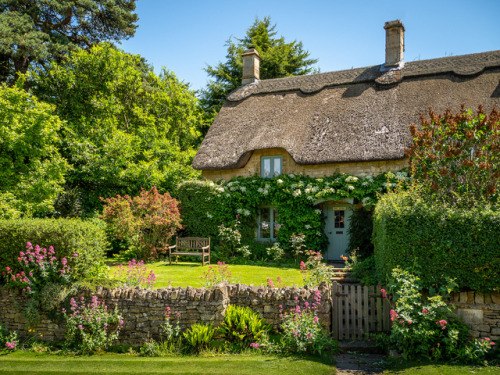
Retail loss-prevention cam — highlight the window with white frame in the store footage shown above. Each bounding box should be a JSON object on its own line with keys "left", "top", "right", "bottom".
{"left": 258, "top": 206, "right": 282, "bottom": 240}
{"left": 261, "top": 155, "right": 282, "bottom": 178}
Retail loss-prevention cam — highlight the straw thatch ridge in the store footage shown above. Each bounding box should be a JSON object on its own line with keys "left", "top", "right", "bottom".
{"left": 193, "top": 51, "right": 500, "bottom": 171}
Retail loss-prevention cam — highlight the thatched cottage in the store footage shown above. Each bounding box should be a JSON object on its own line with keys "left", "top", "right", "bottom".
{"left": 193, "top": 20, "right": 500, "bottom": 260}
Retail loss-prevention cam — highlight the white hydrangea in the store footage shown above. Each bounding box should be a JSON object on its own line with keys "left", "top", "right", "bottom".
{"left": 304, "top": 224, "right": 312, "bottom": 229}
{"left": 293, "top": 189, "right": 302, "bottom": 197}
{"left": 277, "top": 179, "right": 283, "bottom": 184}
{"left": 206, "top": 212, "right": 213, "bottom": 218}
{"left": 240, "top": 186, "right": 246, "bottom": 192}
{"left": 226, "top": 193, "right": 231, "bottom": 197}
{"left": 311, "top": 186, "right": 318, "bottom": 193}
{"left": 307, "top": 195, "right": 314, "bottom": 200}
{"left": 217, "top": 187, "right": 225, "bottom": 193}
{"left": 346, "top": 176, "right": 359, "bottom": 183}
{"left": 315, "top": 209, "right": 322, "bottom": 215}
{"left": 263, "top": 190, "right": 269, "bottom": 196}
{"left": 305, "top": 188, "right": 311, "bottom": 194}
{"left": 243, "top": 209, "right": 251, "bottom": 216}
{"left": 236, "top": 208, "right": 242, "bottom": 214}
{"left": 257, "top": 187, "right": 264, "bottom": 193}
{"left": 348, "top": 185, "right": 355, "bottom": 191}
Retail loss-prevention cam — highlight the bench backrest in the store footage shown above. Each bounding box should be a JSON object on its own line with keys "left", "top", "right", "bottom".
{"left": 176, "top": 237, "right": 210, "bottom": 250}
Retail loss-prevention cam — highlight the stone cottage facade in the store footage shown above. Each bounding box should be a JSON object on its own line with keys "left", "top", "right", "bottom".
{"left": 193, "top": 20, "right": 500, "bottom": 260}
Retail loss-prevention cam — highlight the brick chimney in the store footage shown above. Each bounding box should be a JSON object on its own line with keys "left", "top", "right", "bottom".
{"left": 384, "top": 20, "right": 405, "bottom": 68}
{"left": 241, "top": 47, "right": 260, "bottom": 84}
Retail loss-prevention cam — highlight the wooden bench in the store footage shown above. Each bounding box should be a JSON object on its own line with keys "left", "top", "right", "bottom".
{"left": 168, "top": 237, "right": 210, "bottom": 266}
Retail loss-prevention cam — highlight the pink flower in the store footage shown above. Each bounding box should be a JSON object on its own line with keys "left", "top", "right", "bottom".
{"left": 422, "top": 309, "right": 429, "bottom": 314}
{"left": 380, "top": 289, "right": 387, "bottom": 298}
{"left": 390, "top": 309, "right": 399, "bottom": 322}
{"left": 78, "top": 325, "right": 83, "bottom": 330}
{"left": 5, "top": 342, "right": 16, "bottom": 350}
{"left": 250, "top": 343, "right": 260, "bottom": 349}
{"left": 73, "top": 253, "right": 78, "bottom": 258}
{"left": 436, "top": 320, "right": 447, "bottom": 330}
{"left": 306, "top": 333, "right": 312, "bottom": 339}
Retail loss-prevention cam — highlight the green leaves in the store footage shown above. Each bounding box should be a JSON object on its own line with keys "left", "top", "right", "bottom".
{"left": 30, "top": 44, "right": 202, "bottom": 215}
{"left": 199, "top": 17, "right": 318, "bottom": 128}
{"left": 0, "top": 84, "right": 69, "bottom": 217}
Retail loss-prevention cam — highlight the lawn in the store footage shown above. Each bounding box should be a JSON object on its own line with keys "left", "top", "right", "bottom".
{"left": 0, "top": 351, "right": 335, "bottom": 375}
{"left": 108, "top": 261, "right": 304, "bottom": 288}
{"left": 384, "top": 360, "right": 500, "bottom": 374}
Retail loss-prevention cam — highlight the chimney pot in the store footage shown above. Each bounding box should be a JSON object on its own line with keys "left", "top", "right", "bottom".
{"left": 384, "top": 20, "right": 405, "bottom": 68}
{"left": 242, "top": 48, "right": 260, "bottom": 84}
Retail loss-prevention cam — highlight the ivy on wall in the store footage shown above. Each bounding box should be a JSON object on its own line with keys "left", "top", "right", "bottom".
{"left": 175, "top": 171, "right": 409, "bottom": 254}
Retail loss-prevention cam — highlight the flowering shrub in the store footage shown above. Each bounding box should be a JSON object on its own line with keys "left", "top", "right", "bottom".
{"left": 384, "top": 268, "right": 495, "bottom": 364}
{"left": 289, "top": 233, "right": 307, "bottom": 261}
{"left": 160, "top": 306, "right": 181, "bottom": 342}
{"left": 201, "top": 262, "right": 232, "bottom": 288}
{"left": 267, "top": 276, "right": 285, "bottom": 288}
{"left": 63, "top": 295, "right": 123, "bottom": 354}
{"left": 114, "top": 259, "right": 156, "bottom": 288}
{"left": 217, "top": 220, "right": 244, "bottom": 260}
{"left": 279, "top": 291, "right": 335, "bottom": 354}
{"left": 0, "top": 323, "right": 17, "bottom": 351}
{"left": 101, "top": 187, "right": 182, "bottom": 260}
{"left": 406, "top": 106, "right": 499, "bottom": 206}
{"left": 301, "top": 250, "right": 335, "bottom": 287}
{"left": 3, "top": 242, "right": 76, "bottom": 297}
{"left": 266, "top": 242, "right": 284, "bottom": 261}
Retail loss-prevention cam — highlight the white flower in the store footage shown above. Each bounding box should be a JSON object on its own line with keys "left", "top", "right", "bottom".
{"left": 311, "top": 187, "right": 318, "bottom": 193}
{"left": 348, "top": 185, "right": 355, "bottom": 191}
{"left": 288, "top": 174, "right": 295, "bottom": 178}
{"left": 243, "top": 209, "right": 251, "bottom": 216}
{"left": 305, "top": 188, "right": 311, "bottom": 194}
{"left": 257, "top": 187, "right": 264, "bottom": 193}
{"left": 240, "top": 186, "right": 246, "bottom": 192}
{"left": 206, "top": 212, "right": 213, "bottom": 218}
{"left": 346, "top": 176, "right": 359, "bottom": 183}
{"left": 316, "top": 231, "right": 321, "bottom": 236}
{"left": 293, "top": 189, "right": 302, "bottom": 197}
{"left": 307, "top": 196, "right": 314, "bottom": 200}
{"left": 236, "top": 208, "right": 242, "bottom": 214}
{"left": 263, "top": 190, "right": 269, "bottom": 196}
{"left": 277, "top": 179, "right": 283, "bottom": 184}
{"left": 217, "top": 187, "right": 225, "bottom": 193}
{"left": 315, "top": 209, "right": 322, "bottom": 215}
{"left": 226, "top": 193, "right": 231, "bottom": 197}
{"left": 305, "top": 224, "right": 312, "bottom": 229}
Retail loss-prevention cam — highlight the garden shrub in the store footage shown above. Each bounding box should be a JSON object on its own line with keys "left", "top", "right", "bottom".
{"left": 174, "top": 180, "right": 222, "bottom": 238}
{"left": 217, "top": 305, "right": 270, "bottom": 350}
{"left": 0, "top": 322, "right": 17, "bottom": 351}
{"left": 347, "top": 207, "right": 374, "bottom": 259}
{"left": 278, "top": 290, "right": 336, "bottom": 355}
{"left": 373, "top": 186, "right": 500, "bottom": 292}
{"left": 405, "top": 106, "right": 499, "bottom": 207}
{"left": 381, "top": 268, "right": 495, "bottom": 364}
{"left": 300, "top": 251, "right": 335, "bottom": 288}
{"left": 113, "top": 259, "right": 156, "bottom": 289}
{"left": 0, "top": 218, "right": 108, "bottom": 281}
{"left": 101, "top": 187, "right": 182, "bottom": 260}
{"left": 63, "top": 295, "right": 123, "bottom": 354}
{"left": 201, "top": 262, "right": 232, "bottom": 288}
{"left": 183, "top": 323, "right": 216, "bottom": 353}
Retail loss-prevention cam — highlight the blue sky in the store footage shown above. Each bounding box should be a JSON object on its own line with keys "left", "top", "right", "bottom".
{"left": 120, "top": 0, "right": 500, "bottom": 92}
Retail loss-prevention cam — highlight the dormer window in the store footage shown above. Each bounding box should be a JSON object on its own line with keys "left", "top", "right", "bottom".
{"left": 261, "top": 155, "right": 282, "bottom": 178}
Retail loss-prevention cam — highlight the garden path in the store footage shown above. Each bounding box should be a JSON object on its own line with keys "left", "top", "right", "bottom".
{"left": 335, "top": 353, "right": 386, "bottom": 375}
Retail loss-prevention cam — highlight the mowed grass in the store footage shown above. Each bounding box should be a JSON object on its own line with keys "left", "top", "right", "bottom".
{"left": 0, "top": 351, "right": 335, "bottom": 375}
{"left": 384, "top": 360, "right": 500, "bottom": 374}
{"left": 108, "top": 261, "right": 303, "bottom": 288}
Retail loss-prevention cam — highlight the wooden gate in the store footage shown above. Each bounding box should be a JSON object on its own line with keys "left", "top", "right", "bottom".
{"left": 331, "top": 282, "right": 392, "bottom": 340}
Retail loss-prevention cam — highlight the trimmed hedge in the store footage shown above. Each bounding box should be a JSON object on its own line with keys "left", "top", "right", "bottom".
{"left": 174, "top": 180, "right": 222, "bottom": 238}
{"left": 0, "top": 218, "right": 108, "bottom": 280}
{"left": 373, "top": 187, "right": 500, "bottom": 293}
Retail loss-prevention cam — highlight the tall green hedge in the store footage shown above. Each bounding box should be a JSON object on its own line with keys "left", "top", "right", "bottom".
{"left": 0, "top": 218, "right": 108, "bottom": 280}
{"left": 174, "top": 180, "right": 222, "bottom": 238}
{"left": 373, "top": 187, "right": 500, "bottom": 293}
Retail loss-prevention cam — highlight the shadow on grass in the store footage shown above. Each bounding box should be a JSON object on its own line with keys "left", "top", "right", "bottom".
{"left": 385, "top": 357, "right": 500, "bottom": 374}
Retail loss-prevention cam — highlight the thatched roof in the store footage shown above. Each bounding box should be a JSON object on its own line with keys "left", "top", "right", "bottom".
{"left": 193, "top": 51, "right": 500, "bottom": 170}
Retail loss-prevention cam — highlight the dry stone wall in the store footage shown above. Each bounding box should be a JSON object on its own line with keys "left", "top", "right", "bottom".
{"left": 0, "top": 283, "right": 331, "bottom": 346}
{"left": 449, "top": 291, "right": 500, "bottom": 341}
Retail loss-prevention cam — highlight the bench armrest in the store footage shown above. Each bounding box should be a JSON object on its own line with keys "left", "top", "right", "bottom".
{"left": 168, "top": 245, "right": 177, "bottom": 250}
{"left": 201, "top": 245, "right": 210, "bottom": 250}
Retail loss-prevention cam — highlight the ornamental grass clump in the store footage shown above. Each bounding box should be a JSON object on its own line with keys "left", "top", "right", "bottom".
{"left": 383, "top": 268, "right": 496, "bottom": 364}
{"left": 114, "top": 258, "right": 156, "bottom": 288}
{"left": 279, "top": 291, "right": 336, "bottom": 355}
{"left": 63, "top": 295, "right": 123, "bottom": 354}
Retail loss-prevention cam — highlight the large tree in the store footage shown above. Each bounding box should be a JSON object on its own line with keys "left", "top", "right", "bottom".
{"left": 0, "top": 82, "right": 69, "bottom": 217}
{"left": 30, "top": 43, "right": 202, "bottom": 215}
{"left": 0, "top": 0, "right": 138, "bottom": 82}
{"left": 199, "top": 17, "right": 318, "bottom": 129}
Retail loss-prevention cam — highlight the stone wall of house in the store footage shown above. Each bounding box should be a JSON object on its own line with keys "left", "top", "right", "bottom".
{"left": 0, "top": 283, "right": 331, "bottom": 346}
{"left": 201, "top": 147, "right": 409, "bottom": 181}
{"left": 449, "top": 291, "right": 500, "bottom": 341}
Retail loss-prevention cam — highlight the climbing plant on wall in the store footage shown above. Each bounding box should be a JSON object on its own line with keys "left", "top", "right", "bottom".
{"left": 176, "top": 171, "right": 409, "bottom": 255}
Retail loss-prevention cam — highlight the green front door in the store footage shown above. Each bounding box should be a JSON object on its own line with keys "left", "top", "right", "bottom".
{"left": 324, "top": 204, "right": 352, "bottom": 261}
